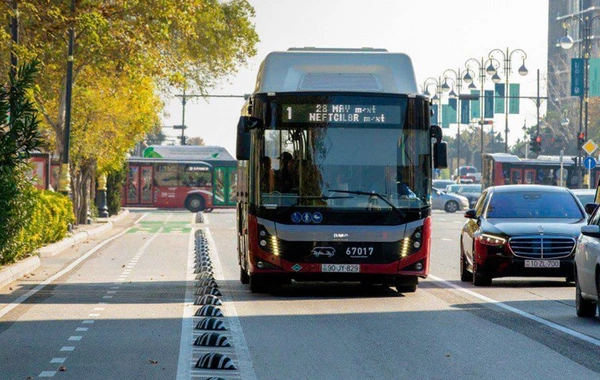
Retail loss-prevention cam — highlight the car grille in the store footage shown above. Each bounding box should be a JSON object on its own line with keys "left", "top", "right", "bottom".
{"left": 508, "top": 235, "right": 576, "bottom": 259}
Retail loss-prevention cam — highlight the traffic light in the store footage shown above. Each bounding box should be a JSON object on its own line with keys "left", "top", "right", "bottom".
{"left": 578, "top": 132, "right": 585, "bottom": 149}
{"left": 530, "top": 135, "right": 541, "bottom": 153}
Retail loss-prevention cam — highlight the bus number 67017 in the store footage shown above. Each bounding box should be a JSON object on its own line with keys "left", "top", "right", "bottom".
{"left": 346, "top": 247, "right": 374, "bottom": 256}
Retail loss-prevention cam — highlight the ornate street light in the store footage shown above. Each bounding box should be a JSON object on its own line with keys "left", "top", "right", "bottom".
{"left": 488, "top": 48, "right": 529, "bottom": 154}
{"left": 464, "top": 57, "right": 499, "bottom": 169}
{"left": 441, "top": 68, "right": 465, "bottom": 172}
{"left": 422, "top": 77, "right": 445, "bottom": 126}
{"left": 559, "top": 13, "right": 600, "bottom": 188}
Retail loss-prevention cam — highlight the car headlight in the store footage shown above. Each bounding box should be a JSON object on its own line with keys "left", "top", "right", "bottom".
{"left": 476, "top": 234, "right": 506, "bottom": 247}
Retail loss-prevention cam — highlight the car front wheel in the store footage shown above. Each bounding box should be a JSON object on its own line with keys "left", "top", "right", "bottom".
{"left": 460, "top": 244, "right": 473, "bottom": 282}
{"left": 445, "top": 200, "right": 459, "bottom": 213}
{"left": 576, "top": 274, "right": 596, "bottom": 317}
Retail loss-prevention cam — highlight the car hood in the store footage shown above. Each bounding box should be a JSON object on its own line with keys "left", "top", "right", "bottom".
{"left": 483, "top": 218, "right": 586, "bottom": 237}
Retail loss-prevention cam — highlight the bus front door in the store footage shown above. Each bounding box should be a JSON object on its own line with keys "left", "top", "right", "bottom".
{"left": 213, "top": 166, "right": 237, "bottom": 207}
{"left": 126, "top": 164, "right": 153, "bottom": 205}
{"left": 510, "top": 168, "right": 523, "bottom": 184}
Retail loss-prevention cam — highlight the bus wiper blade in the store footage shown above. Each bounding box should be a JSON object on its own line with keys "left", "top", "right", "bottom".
{"left": 273, "top": 195, "right": 354, "bottom": 215}
{"left": 328, "top": 189, "right": 406, "bottom": 219}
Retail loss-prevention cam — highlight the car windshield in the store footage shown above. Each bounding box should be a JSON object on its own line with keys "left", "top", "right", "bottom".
{"left": 486, "top": 191, "right": 583, "bottom": 219}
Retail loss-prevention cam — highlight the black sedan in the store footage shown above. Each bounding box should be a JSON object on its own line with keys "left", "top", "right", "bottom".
{"left": 460, "top": 185, "right": 587, "bottom": 286}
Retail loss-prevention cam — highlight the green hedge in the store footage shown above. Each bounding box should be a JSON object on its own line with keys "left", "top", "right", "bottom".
{"left": 0, "top": 189, "right": 75, "bottom": 266}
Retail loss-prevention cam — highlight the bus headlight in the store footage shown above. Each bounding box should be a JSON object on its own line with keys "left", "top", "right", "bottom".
{"left": 400, "top": 226, "right": 423, "bottom": 257}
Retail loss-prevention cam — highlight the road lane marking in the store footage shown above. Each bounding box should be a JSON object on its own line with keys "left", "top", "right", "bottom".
{"left": 203, "top": 222, "right": 257, "bottom": 380}
{"left": 39, "top": 371, "right": 56, "bottom": 377}
{"left": 75, "top": 327, "right": 88, "bottom": 332}
{"left": 68, "top": 336, "right": 82, "bottom": 341}
{"left": 429, "top": 274, "right": 600, "bottom": 347}
{"left": 60, "top": 347, "right": 75, "bottom": 352}
{"left": 0, "top": 213, "right": 149, "bottom": 319}
{"left": 176, "top": 213, "right": 198, "bottom": 380}
{"left": 50, "top": 358, "right": 66, "bottom": 364}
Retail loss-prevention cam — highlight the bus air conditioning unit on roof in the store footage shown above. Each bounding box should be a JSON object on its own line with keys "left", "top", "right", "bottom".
{"left": 298, "top": 73, "right": 383, "bottom": 91}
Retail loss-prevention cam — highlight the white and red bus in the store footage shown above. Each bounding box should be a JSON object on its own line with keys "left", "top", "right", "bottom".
{"left": 481, "top": 153, "right": 593, "bottom": 190}
{"left": 123, "top": 145, "right": 237, "bottom": 212}
{"left": 235, "top": 48, "right": 447, "bottom": 293}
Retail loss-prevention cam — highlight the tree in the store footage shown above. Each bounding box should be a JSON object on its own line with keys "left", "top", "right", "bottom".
{"left": 187, "top": 136, "right": 205, "bottom": 146}
{"left": 1, "top": 1, "right": 258, "bottom": 223}
{"left": 68, "top": 66, "right": 162, "bottom": 222}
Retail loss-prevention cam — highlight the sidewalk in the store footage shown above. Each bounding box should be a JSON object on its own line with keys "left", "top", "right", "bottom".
{"left": 0, "top": 209, "right": 130, "bottom": 290}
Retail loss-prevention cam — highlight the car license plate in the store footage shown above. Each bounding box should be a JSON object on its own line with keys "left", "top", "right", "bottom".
{"left": 321, "top": 264, "right": 360, "bottom": 273}
{"left": 524, "top": 260, "right": 560, "bottom": 268}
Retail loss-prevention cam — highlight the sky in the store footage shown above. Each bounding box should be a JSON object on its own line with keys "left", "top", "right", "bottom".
{"left": 162, "top": 0, "right": 549, "bottom": 156}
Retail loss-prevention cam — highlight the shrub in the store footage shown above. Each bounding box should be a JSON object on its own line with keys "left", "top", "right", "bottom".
{"left": 107, "top": 162, "right": 127, "bottom": 216}
{"left": 0, "top": 188, "right": 75, "bottom": 266}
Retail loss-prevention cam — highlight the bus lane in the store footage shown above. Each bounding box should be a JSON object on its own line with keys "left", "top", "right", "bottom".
{"left": 206, "top": 209, "right": 600, "bottom": 380}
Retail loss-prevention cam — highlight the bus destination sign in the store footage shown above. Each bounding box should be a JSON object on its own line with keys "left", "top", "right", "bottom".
{"left": 282, "top": 104, "right": 401, "bottom": 124}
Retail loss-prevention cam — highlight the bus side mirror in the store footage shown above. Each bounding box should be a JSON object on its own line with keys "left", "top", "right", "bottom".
{"left": 430, "top": 124, "right": 447, "bottom": 169}
{"left": 433, "top": 141, "right": 448, "bottom": 169}
{"left": 236, "top": 116, "right": 263, "bottom": 160}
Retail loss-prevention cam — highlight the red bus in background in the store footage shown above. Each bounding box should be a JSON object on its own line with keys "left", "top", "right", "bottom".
{"left": 123, "top": 145, "right": 237, "bottom": 212}
{"left": 481, "top": 153, "right": 595, "bottom": 190}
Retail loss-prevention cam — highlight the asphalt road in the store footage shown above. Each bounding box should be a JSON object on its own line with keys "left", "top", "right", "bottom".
{"left": 0, "top": 208, "right": 598, "bottom": 380}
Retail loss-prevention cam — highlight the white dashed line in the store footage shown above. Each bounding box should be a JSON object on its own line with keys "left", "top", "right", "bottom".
{"left": 82, "top": 320, "right": 94, "bottom": 324}
{"left": 50, "top": 358, "right": 66, "bottom": 364}
{"left": 76, "top": 327, "right": 88, "bottom": 332}
{"left": 60, "top": 346, "right": 75, "bottom": 352}
{"left": 68, "top": 336, "right": 82, "bottom": 341}
{"left": 39, "top": 370, "right": 56, "bottom": 377}
{"left": 429, "top": 274, "right": 600, "bottom": 347}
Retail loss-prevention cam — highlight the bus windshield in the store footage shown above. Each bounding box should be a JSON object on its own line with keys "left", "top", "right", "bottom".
{"left": 257, "top": 94, "right": 430, "bottom": 210}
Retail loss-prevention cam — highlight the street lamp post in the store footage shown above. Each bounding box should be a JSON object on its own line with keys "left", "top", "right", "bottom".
{"left": 559, "top": 13, "right": 600, "bottom": 188}
{"left": 463, "top": 57, "right": 497, "bottom": 169}
{"left": 423, "top": 76, "right": 445, "bottom": 125}
{"left": 522, "top": 120, "right": 528, "bottom": 159}
{"left": 58, "top": 0, "right": 76, "bottom": 195}
{"left": 487, "top": 48, "right": 529, "bottom": 153}
{"left": 441, "top": 69, "right": 464, "bottom": 171}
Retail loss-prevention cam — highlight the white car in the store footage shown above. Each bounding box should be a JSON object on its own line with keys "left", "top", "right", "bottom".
{"left": 574, "top": 207, "right": 600, "bottom": 317}
{"left": 431, "top": 188, "right": 469, "bottom": 213}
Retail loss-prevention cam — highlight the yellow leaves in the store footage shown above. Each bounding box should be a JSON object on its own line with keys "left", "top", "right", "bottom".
{"left": 69, "top": 66, "right": 162, "bottom": 173}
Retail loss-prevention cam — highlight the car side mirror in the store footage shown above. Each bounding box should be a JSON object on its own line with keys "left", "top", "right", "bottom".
{"left": 464, "top": 209, "right": 477, "bottom": 219}
{"left": 581, "top": 225, "right": 600, "bottom": 237}
{"left": 584, "top": 203, "right": 598, "bottom": 215}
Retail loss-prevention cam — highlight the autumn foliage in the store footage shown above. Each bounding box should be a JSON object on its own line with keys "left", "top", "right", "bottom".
{"left": 0, "top": 1, "right": 258, "bottom": 223}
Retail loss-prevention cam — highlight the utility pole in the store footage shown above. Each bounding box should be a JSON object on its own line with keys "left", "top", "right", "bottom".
{"left": 58, "top": 0, "right": 75, "bottom": 195}
{"left": 10, "top": 0, "right": 18, "bottom": 77}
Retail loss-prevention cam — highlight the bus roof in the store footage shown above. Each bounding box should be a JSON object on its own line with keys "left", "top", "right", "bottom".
{"left": 141, "top": 145, "right": 236, "bottom": 161}
{"left": 253, "top": 48, "right": 418, "bottom": 94}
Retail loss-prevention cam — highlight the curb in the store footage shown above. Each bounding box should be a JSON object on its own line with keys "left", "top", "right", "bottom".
{"left": 0, "top": 256, "right": 41, "bottom": 291}
{"left": 37, "top": 222, "right": 113, "bottom": 258}
{"left": 0, "top": 209, "right": 130, "bottom": 290}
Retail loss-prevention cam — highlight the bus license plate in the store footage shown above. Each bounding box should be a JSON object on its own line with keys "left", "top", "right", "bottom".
{"left": 524, "top": 260, "right": 560, "bottom": 268}
{"left": 321, "top": 264, "right": 360, "bottom": 273}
